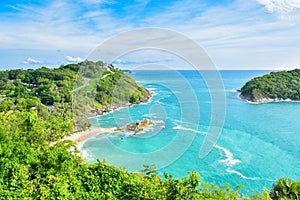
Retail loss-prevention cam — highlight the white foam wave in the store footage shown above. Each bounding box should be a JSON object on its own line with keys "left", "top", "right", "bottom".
{"left": 226, "top": 169, "right": 260, "bottom": 180}
{"left": 215, "top": 145, "right": 241, "bottom": 167}
{"left": 171, "top": 119, "right": 195, "bottom": 125}
{"left": 154, "top": 100, "right": 163, "bottom": 104}
{"left": 142, "top": 113, "right": 161, "bottom": 118}
{"left": 153, "top": 119, "right": 164, "bottom": 124}
{"left": 151, "top": 92, "right": 158, "bottom": 96}
{"left": 77, "top": 141, "right": 84, "bottom": 149}
{"left": 139, "top": 96, "right": 154, "bottom": 105}
{"left": 81, "top": 149, "right": 95, "bottom": 160}
{"left": 171, "top": 119, "right": 182, "bottom": 125}
{"left": 246, "top": 100, "right": 259, "bottom": 104}
{"left": 172, "top": 125, "right": 204, "bottom": 134}
{"left": 76, "top": 142, "right": 95, "bottom": 161}
{"left": 125, "top": 132, "right": 133, "bottom": 137}
{"left": 146, "top": 87, "right": 156, "bottom": 91}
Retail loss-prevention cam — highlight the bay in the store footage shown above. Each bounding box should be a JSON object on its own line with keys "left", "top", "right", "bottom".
{"left": 80, "top": 70, "right": 300, "bottom": 194}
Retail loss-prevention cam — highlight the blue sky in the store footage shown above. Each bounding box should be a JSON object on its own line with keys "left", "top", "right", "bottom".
{"left": 1, "top": 0, "right": 300, "bottom": 69}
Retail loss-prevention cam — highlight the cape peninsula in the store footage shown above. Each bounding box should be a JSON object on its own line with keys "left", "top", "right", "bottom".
{"left": 0, "top": 60, "right": 151, "bottom": 139}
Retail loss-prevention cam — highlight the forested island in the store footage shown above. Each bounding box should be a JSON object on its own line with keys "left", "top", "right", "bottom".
{"left": 0, "top": 62, "right": 299, "bottom": 199}
{"left": 240, "top": 69, "right": 300, "bottom": 103}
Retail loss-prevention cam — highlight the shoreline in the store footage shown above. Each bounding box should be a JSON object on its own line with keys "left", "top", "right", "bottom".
{"left": 51, "top": 90, "right": 154, "bottom": 146}
{"left": 50, "top": 126, "right": 117, "bottom": 146}
{"left": 72, "top": 127, "right": 116, "bottom": 142}
{"left": 88, "top": 91, "right": 154, "bottom": 120}
{"left": 238, "top": 93, "right": 300, "bottom": 104}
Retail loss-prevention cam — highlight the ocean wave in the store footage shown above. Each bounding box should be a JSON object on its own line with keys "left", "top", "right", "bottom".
{"left": 215, "top": 145, "right": 241, "bottom": 167}
{"left": 226, "top": 169, "right": 260, "bottom": 180}
{"left": 146, "top": 87, "right": 156, "bottom": 91}
{"left": 139, "top": 95, "right": 155, "bottom": 105}
{"left": 152, "top": 119, "right": 165, "bottom": 124}
{"left": 227, "top": 89, "right": 238, "bottom": 93}
{"left": 154, "top": 100, "right": 163, "bottom": 104}
{"left": 125, "top": 132, "right": 134, "bottom": 137}
{"left": 151, "top": 92, "right": 158, "bottom": 96}
{"left": 171, "top": 119, "right": 182, "bottom": 124}
{"left": 77, "top": 141, "right": 84, "bottom": 149}
{"left": 159, "top": 94, "right": 171, "bottom": 100}
{"left": 77, "top": 142, "right": 95, "bottom": 161}
{"left": 81, "top": 150, "right": 95, "bottom": 161}
{"left": 142, "top": 113, "right": 161, "bottom": 118}
{"left": 172, "top": 125, "right": 204, "bottom": 134}
{"left": 171, "top": 119, "right": 196, "bottom": 127}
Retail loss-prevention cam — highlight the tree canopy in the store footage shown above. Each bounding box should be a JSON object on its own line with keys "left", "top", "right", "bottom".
{"left": 240, "top": 69, "right": 300, "bottom": 103}
{"left": 0, "top": 60, "right": 150, "bottom": 132}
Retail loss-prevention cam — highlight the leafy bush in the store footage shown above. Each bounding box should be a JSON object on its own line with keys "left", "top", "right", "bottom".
{"left": 270, "top": 178, "right": 300, "bottom": 200}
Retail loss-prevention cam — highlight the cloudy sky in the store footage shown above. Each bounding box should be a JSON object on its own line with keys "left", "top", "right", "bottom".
{"left": 1, "top": 0, "right": 300, "bottom": 69}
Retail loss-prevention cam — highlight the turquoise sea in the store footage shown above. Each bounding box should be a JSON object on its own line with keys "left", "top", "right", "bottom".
{"left": 80, "top": 70, "right": 300, "bottom": 194}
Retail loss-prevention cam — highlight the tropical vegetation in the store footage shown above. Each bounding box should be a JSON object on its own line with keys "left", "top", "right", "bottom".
{"left": 0, "top": 63, "right": 299, "bottom": 199}
{"left": 240, "top": 69, "right": 300, "bottom": 102}
{"left": 0, "top": 60, "right": 150, "bottom": 133}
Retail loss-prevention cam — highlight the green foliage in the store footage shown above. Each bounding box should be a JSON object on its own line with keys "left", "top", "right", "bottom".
{"left": 269, "top": 178, "right": 300, "bottom": 200}
{"left": 0, "top": 62, "right": 293, "bottom": 199}
{"left": 0, "top": 61, "right": 149, "bottom": 133}
{"left": 240, "top": 69, "right": 300, "bottom": 101}
{"left": 95, "top": 68, "right": 149, "bottom": 106}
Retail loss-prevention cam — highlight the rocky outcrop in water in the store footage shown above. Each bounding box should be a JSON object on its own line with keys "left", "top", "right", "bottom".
{"left": 115, "top": 118, "right": 152, "bottom": 134}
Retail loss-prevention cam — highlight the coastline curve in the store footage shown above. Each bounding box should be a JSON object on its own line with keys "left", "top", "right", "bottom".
{"left": 80, "top": 28, "right": 226, "bottom": 169}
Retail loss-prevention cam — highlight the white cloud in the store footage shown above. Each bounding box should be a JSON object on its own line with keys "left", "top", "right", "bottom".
{"left": 0, "top": 0, "right": 129, "bottom": 52}
{"left": 2, "top": 0, "right": 300, "bottom": 69}
{"left": 257, "top": 0, "right": 300, "bottom": 13}
{"left": 81, "top": 0, "right": 112, "bottom": 5}
{"left": 66, "top": 56, "right": 85, "bottom": 62}
{"left": 23, "top": 57, "right": 41, "bottom": 64}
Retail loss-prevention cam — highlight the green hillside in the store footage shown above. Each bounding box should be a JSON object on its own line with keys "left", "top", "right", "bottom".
{"left": 240, "top": 69, "right": 300, "bottom": 103}
{"left": 0, "top": 61, "right": 150, "bottom": 136}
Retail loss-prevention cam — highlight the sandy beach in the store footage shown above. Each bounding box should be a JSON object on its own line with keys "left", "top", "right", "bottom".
{"left": 49, "top": 91, "right": 153, "bottom": 146}
{"left": 50, "top": 126, "right": 116, "bottom": 146}
{"left": 73, "top": 127, "right": 116, "bottom": 142}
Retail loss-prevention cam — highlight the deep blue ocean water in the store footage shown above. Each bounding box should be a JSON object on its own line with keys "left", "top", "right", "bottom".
{"left": 80, "top": 70, "right": 300, "bottom": 194}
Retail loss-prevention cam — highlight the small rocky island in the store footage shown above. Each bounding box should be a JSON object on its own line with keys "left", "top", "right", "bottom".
{"left": 116, "top": 118, "right": 153, "bottom": 134}
{"left": 240, "top": 69, "right": 300, "bottom": 103}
